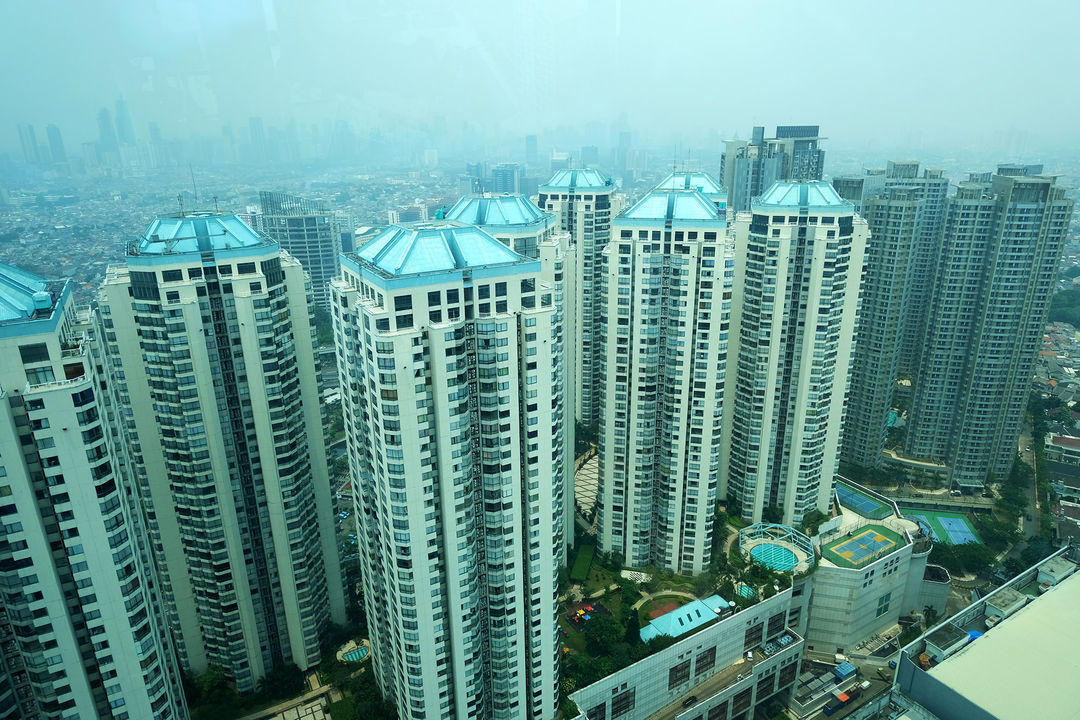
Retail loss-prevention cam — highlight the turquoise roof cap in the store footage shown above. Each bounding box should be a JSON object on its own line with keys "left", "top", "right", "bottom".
{"left": 444, "top": 194, "right": 553, "bottom": 229}
{"left": 134, "top": 213, "right": 273, "bottom": 256}
{"left": 357, "top": 222, "right": 525, "bottom": 277}
{"left": 639, "top": 595, "right": 727, "bottom": 643}
{"left": 539, "top": 168, "right": 613, "bottom": 192}
{"left": 755, "top": 181, "right": 853, "bottom": 212}
{"left": 618, "top": 189, "right": 724, "bottom": 225}
{"left": 655, "top": 171, "right": 727, "bottom": 200}
{"left": 0, "top": 263, "right": 60, "bottom": 324}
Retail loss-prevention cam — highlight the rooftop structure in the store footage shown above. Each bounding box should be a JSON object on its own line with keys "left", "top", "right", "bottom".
{"left": 738, "top": 523, "right": 815, "bottom": 573}
{"left": 892, "top": 548, "right": 1080, "bottom": 720}
{"left": 654, "top": 171, "right": 727, "bottom": 212}
{"left": 131, "top": 212, "right": 273, "bottom": 257}
{"left": 538, "top": 168, "right": 613, "bottom": 192}
{"left": 444, "top": 193, "right": 552, "bottom": 229}
{"left": 755, "top": 180, "right": 852, "bottom": 211}
{"left": 352, "top": 222, "right": 526, "bottom": 280}
{"left": 0, "top": 262, "right": 65, "bottom": 328}
{"left": 620, "top": 188, "right": 724, "bottom": 225}
{"left": 639, "top": 595, "right": 729, "bottom": 643}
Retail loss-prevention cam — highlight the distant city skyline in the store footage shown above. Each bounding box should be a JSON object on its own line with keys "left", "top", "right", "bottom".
{"left": 1, "top": 2, "right": 1078, "bottom": 160}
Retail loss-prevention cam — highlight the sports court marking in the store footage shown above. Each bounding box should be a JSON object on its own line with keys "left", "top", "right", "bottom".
{"left": 828, "top": 528, "right": 896, "bottom": 565}
{"left": 836, "top": 483, "right": 891, "bottom": 519}
{"left": 900, "top": 507, "right": 981, "bottom": 545}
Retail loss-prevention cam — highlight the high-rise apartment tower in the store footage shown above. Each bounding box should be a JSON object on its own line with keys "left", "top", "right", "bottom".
{"left": 333, "top": 223, "right": 569, "bottom": 719}
{"left": 258, "top": 191, "right": 343, "bottom": 312}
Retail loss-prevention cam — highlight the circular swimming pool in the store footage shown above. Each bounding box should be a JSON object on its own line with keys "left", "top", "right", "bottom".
{"left": 749, "top": 543, "right": 798, "bottom": 571}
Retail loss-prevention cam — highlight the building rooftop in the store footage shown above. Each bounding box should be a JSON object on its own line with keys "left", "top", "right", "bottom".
{"left": 754, "top": 181, "right": 853, "bottom": 212}
{"left": 356, "top": 222, "right": 524, "bottom": 277}
{"left": 134, "top": 213, "right": 273, "bottom": 256}
{"left": 0, "top": 263, "right": 59, "bottom": 324}
{"left": 654, "top": 172, "right": 727, "bottom": 199}
{"left": 639, "top": 594, "right": 727, "bottom": 643}
{"left": 927, "top": 570, "right": 1080, "bottom": 720}
{"left": 618, "top": 189, "right": 723, "bottom": 225}
{"left": 539, "top": 168, "right": 613, "bottom": 192}
{"left": 444, "top": 193, "right": 553, "bottom": 229}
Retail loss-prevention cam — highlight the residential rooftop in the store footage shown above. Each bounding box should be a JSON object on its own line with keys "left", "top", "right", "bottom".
{"left": 444, "top": 193, "right": 554, "bottom": 230}
{"left": 132, "top": 213, "right": 274, "bottom": 256}
{"left": 617, "top": 189, "right": 724, "bottom": 227}
{"left": 0, "top": 263, "right": 63, "bottom": 325}
{"left": 539, "top": 168, "right": 614, "bottom": 192}
{"left": 753, "top": 181, "right": 853, "bottom": 212}
{"left": 353, "top": 222, "right": 526, "bottom": 278}
{"left": 640, "top": 594, "right": 728, "bottom": 642}
{"left": 654, "top": 171, "right": 727, "bottom": 200}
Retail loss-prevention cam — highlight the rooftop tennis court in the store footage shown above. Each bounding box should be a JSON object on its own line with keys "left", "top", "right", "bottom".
{"left": 822, "top": 524, "right": 903, "bottom": 568}
{"left": 836, "top": 482, "right": 893, "bottom": 520}
{"left": 901, "top": 508, "right": 981, "bottom": 545}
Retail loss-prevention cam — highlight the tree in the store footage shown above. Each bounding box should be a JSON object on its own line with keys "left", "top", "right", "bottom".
{"left": 799, "top": 510, "right": 827, "bottom": 537}
{"left": 718, "top": 579, "right": 737, "bottom": 603}
{"left": 762, "top": 505, "right": 784, "bottom": 524}
{"left": 623, "top": 609, "right": 642, "bottom": 644}
{"left": 584, "top": 613, "right": 623, "bottom": 655}
{"left": 923, "top": 605, "right": 939, "bottom": 627}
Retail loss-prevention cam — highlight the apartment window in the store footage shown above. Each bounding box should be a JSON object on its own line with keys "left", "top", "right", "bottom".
{"left": 611, "top": 689, "right": 635, "bottom": 719}
{"left": 19, "top": 343, "right": 49, "bottom": 364}
{"left": 668, "top": 659, "right": 691, "bottom": 689}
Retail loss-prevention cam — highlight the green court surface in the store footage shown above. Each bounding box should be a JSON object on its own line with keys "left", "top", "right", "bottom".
{"left": 821, "top": 524, "right": 904, "bottom": 568}
{"left": 899, "top": 507, "right": 981, "bottom": 545}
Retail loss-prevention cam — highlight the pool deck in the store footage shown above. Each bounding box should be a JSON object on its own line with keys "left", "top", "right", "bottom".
{"left": 335, "top": 638, "right": 372, "bottom": 664}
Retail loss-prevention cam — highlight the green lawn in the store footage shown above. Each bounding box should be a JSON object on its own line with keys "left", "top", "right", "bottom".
{"left": 636, "top": 593, "right": 692, "bottom": 626}
{"left": 570, "top": 545, "right": 595, "bottom": 582}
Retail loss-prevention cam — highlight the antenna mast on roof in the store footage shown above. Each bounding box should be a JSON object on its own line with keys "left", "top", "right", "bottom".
{"left": 189, "top": 164, "right": 198, "bottom": 203}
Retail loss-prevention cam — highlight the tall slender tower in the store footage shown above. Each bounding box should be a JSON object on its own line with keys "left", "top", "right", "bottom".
{"left": 536, "top": 169, "right": 623, "bottom": 428}
{"left": 0, "top": 263, "right": 188, "bottom": 719}
{"left": 597, "top": 188, "right": 732, "bottom": 574}
{"left": 725, "top": 182, "right": 867, "bottom": 524}
{"left": 258, "top": 191, "right": 343, "bottom": 311}
{"left": 97, "top": 213, "right": 345, "bottom": 691}
{"left": 444, "top": 194, "right": 577, "bottom": 551}
{"left": 906, "top": 170, "right": 1073, "bottom": 488}
{"left": 333, "top": 223, "right": 568, "bottom": 719}
{"left": 831, "top": 180, "right": 924, "bottom": 468}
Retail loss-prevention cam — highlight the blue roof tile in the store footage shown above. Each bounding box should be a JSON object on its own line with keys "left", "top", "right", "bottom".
{"left": 357, "top": 223, "right": 525, "bottom": 277}
{"left": 755, "top": 181, "right": 853, "bottom": 212}
{"left": 639, "top": 595, "right": 728, "bottom": 643}
{"left": 539, "top": 169, "right": 614, "bottom": 192}
{"left": 655, "top": 171, "right": 727, "bottom": 200}
{"left": 618, "top": 189, "right": 724, "bottom": 225}
{"left": 444, "top": 194, "right": 553, "bottom": 229}
{"left": 0, "top": 263, "right": 57, "bottom": 324}
{"left": 133, "top": 213, "right": 273, "bottom": 256}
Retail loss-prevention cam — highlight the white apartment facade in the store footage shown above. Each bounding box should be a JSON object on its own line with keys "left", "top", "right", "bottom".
{"left": 97, "top": 213, "right": 345, "bottom": 692}
{"left": 597, "top": 189, "right": 732, "bottom": 575}
{"left": 332, "top": 222, "right": 569, "bottom": 719}
{"left": 725, "top": 182, "right": 868, "bottom": 525}
{"left": 0, "top": 263, "right": 187, "bottom": 719}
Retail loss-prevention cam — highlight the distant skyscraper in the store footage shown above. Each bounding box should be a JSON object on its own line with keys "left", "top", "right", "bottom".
{"left": 490, "top": 162, "right": 520, "bottom": 194}
{"left": 0, "top": 263, "right": 188, "bottom": 719}
{"left": 16, "top": 124, "right": 40, "bottom": 165}
{"left": 878, "top": 162, "right": 949, "bottom": 377}
{"left": 525, "top": 134, "right": 539, "bottom": 168}
{"left": 906, "top": 170, "right": 1074, "bottom": 488}
{"left": 258, "top": 191, "right": 342, "bottom": 311}
{"left": 580, "top": 145, "right": 600, "bottom": 167}
{"left": 97, "top": 107, "right": 119, "bottom": 154}
{"left": 597, "top": 188, "right": 732, "bottom": 574}
{"left": 249, "top": 116, "right": 267, "bottom": 161}
{"left": 721, "top": 125, "right": 826, "bottom": 213}
{"left": 333, "top": 223, "right": 569, "bottom": 719}
{"left": 114, "top": 98, "right": 136, "bottom": 146}
{"left": 45, "top": 123, "right": 66, "bottom": 163}
{"left": 833, "top": 177, "right": 924, "bottom": 468}
{"left": 725, "top": 182, "right": 867, "bottom": 524}
{"left": 97, "top": 213, "right": 345, "bottom": 691}
{"left": 537, "top": 169, "right": 623, "bottom": 427}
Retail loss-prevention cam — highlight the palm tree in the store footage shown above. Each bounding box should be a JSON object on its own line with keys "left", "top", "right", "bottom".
{"left": 923, "top": 605, "right": 939, "bottom": 628}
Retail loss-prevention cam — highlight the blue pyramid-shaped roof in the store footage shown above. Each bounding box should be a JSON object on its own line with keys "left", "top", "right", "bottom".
{"left": 0, "top": 262, "right": 58, "bottom": 324}
{"left": 135, "top": 213, "right": 273, "bottom": 256}
{"left": 655, "top": 172, "right": 726, "bottom": 199}
{"left": 755, "top": 182, "right": 852, "bottom": 212}
{"left": 444, "top": 194, "right": 551, "bottom": 229}
{"left": 619, "top": 190, "right": 723, "bottom": 225}
{"left": 539, "top": 169, "right": 613, "bottom": 192}
{"left": 357, "top": 223, "right": 525, "bottom": 277}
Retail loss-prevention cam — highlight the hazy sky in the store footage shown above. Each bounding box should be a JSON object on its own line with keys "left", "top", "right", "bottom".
{"left": 2, "top": 0, "right": 1078, "bottom": 156}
